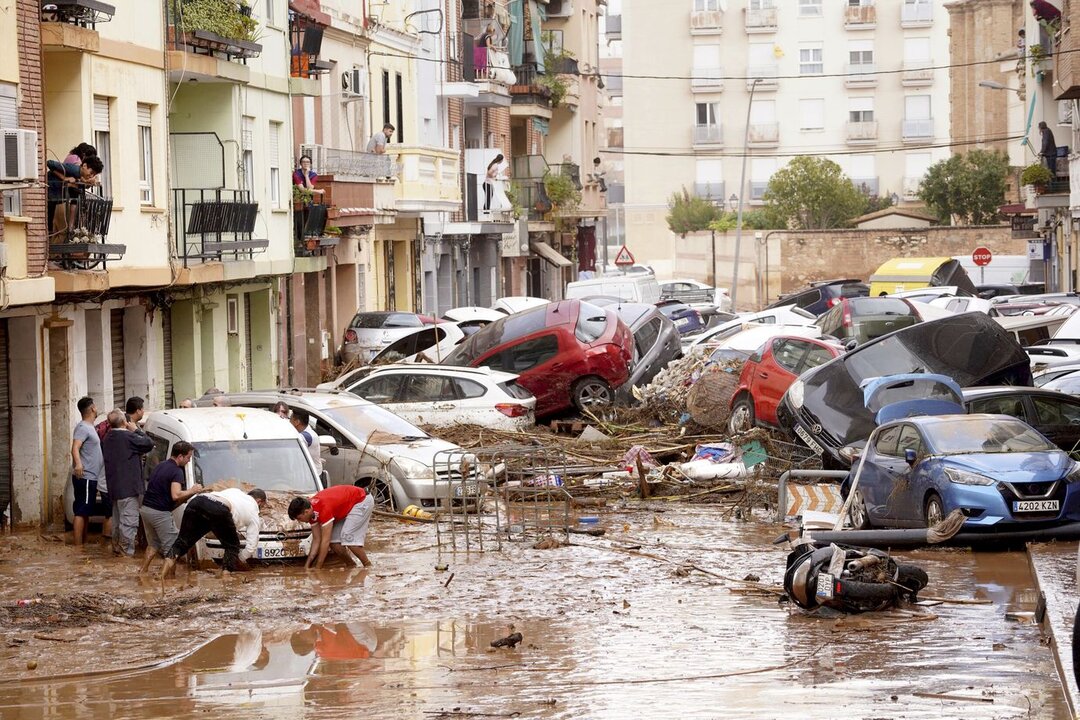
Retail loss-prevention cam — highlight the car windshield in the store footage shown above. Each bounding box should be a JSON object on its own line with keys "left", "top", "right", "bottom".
{"left": 191, "top": 439, "right": 319, "bottom": 493}
{"left": 930, "top": 417, "right": 1056, "bottom": 455}
{"left": 321, "top": 404, "right": 430, "bottom": 443}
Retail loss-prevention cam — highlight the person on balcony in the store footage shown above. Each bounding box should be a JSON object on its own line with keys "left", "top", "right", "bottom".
{"left": 366, "top": 123, "right": 395, "bottom": 154}
{"left": 63, "top": 142, "right": 97, "bottom": 167}
{"left": 46, "top": 155, "right": 104, "bottom": 240}
{"left": 292, "top": 155, "right": 324, "bottom": 204}
{"left": 1039, "top": 121, "right": 1058, "bottom": 175}
{"left": 475, "top": 24, "right": 495, "bottom": 79}
{"left": 483, "top": 153, "right": 511, "bottom": 213}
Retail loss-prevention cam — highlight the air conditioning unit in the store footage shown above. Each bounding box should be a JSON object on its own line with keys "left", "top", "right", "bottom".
{"left": 547, "top": 0, "right": 572, "bottom": 17}
{"left": 0, "top": 129, "right": 37, "bottom": 183}
{"left": 342, "top": 67, "right": 367, "bottom": 97}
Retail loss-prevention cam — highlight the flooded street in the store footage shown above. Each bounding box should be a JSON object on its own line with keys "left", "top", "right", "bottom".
{"left": 0, "top": 506, "right": 1069, "bottom": 719}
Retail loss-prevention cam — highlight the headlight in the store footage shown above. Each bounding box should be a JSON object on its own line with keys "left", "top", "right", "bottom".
{"left": 943, "top": 467, "right": 995, "bottom": 486}
{"left": 1065, "top": 462, "right": 1080, "bottom": 483}
{"left": 787, "top": 380, "right": 805, "bottom": 410}
{"left": 393, "top": 457, "right": 435, "bottom": 480}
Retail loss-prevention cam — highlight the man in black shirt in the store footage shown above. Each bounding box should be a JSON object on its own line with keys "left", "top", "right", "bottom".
{"left": 139, "top": 441, "right": 203, "bottom": 574}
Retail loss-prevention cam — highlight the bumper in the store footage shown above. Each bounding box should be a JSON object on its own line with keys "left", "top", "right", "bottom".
{"left": 945, "top": 483, "right": 1080, "bottom": 528}
{"left": 776, "top": 397, "right": 847, "bottom": 467}
{"left": 204, "top": 532, "right": 312, "bottom": 562}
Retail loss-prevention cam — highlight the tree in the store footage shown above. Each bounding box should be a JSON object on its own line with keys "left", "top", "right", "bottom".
{"left": 917, "top": 150, "right": 1009, "bottom": 225}
{"left": 666, "top": 186, "right": 721, "bottom": 236}
{"left": 761, "top": 156, "right": 868, "bottom": 229}
{"left": 709, "top": 209, "right": 775, "bottom": 232}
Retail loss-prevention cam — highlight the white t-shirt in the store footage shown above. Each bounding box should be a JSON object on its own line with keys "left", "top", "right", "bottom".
{"left": 208, "top": 488, "right": 262, "bottom": 561}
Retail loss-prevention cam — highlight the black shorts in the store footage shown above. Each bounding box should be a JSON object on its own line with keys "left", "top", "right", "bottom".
{"left": 71, "top": 477, "right": 112, "bottom": 518}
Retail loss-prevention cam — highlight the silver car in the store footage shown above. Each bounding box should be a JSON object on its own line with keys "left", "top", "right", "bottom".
{"left": 340, "top": 312, "right": 439, "bottom": 365}
{"left": 587, "top": 299, "right": 681, "bottom": 403}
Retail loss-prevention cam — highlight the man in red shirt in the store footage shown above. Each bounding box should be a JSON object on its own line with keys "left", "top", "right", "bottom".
{"left": 288, "top": 485, "right": 374, "bottom": 569}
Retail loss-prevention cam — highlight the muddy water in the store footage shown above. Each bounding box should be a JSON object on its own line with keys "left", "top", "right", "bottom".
{"left": 0, "top": 507, "right": 1070, "bottom": 718}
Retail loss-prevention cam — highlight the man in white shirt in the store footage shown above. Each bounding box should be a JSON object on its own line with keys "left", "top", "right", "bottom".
{"left": 160, "top": 487, "right": 266, "bottom": 577}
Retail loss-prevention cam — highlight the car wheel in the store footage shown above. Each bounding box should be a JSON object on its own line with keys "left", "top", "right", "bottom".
{"left": 572, "top": 377, "right": 613, "bottom": 410}
{"left": 924, "top": 493, "right": 945, "bottom": 528}
{"left": 357, "top": 479, "right": 395, "bottom": 511}
{"left": 728, "top": 395, "right": 755, "bottom": 434}
{"left": 848, "top": 489, "right": 871, "bottom": 530}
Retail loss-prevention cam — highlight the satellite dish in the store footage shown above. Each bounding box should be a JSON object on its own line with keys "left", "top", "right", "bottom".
{"left": 718, "top": 0, "right": 727, "bottom": 11}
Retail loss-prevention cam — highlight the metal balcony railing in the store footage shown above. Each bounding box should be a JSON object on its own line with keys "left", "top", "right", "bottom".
{"left": 690, "top": 9, "right": 722, "bottom": 33}
{"left": 691, "top": 66, "right": 724, "bottom": 90}
{"left": 844, "top": 4, "right": 875, "bottom": 26}
{"left": 901, "top": 60, "right": 933, "bottom": 85}
{"left": 40, "top": 0, "right": 116, "bottom": 27}
{"left": 301, "top": 145, "right": 396, "bottom": 179}
{"left": 745, "top": 6, "right": 777, "bottom": 30}
{"left": 48, "top": 190, "right": 125, "bottom": 270}
{"left": 749, "top": 181, "right": 769, "bottom": 201}
{"left": 694, "top": 181, "right": 725, "bottom": 200}
{"left": 693, "top": 124, "right": 723, "bottom": 145}
{"left": 844, "top": 63, "right": 877, "bottom": 85}
{"left": 852, "top": 177, "right": 879, "bottom": 196}
{"left": 171, "top": 188, "right": 266, "bottom": 265}
{"left": 748, "top": 122, "right": 779, "bottom": 144}
{"left": 289, "top": 12, "right": 327, "bottom": 79}
{"left": 166, "top": 0, "right": 262, "bottom": 62}
{"left": 846, "top": 120, "right": 878, "bottom": 142}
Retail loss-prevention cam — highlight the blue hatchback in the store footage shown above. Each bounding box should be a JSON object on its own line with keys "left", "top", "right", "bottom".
{"left": 655, "top": 300, "right": 706, "bottom": 336}
{"left": 846, "top": 414, "right": 1080, "bottom": 530}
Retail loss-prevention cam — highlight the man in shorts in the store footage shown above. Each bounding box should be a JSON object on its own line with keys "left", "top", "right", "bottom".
{"left": 139, "top": 441, "right": 203, "bottom": 573}
{"left": 70, "top": 396, "right": 108, "bottom": 546}
{"left": 288, "top": 485, "right": 374, "bottom": 569}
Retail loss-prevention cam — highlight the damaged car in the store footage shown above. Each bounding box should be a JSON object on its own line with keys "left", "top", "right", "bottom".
{"left": 777, "top": 312, "right": 1033, "bottom": 468}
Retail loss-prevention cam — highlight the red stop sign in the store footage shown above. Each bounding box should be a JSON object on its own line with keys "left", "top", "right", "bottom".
{"left": 972, "top": 246, "right": 993, "bottom": 267}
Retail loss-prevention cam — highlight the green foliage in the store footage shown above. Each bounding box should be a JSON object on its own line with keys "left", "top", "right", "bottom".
{"left": 539, "top": 31, "right": 576, "bottom": 108}
{"left": 174, "top": 0, "right": 260, "bottom": 43}
{"left": 504, "top": 181, "right": 525, "bottom": 220}
{"left": 917, "top": 149, "right": 1009, "bottom": 225}
{"left": 543, "top": 171, "right": 582, "bottom": 219}
{"left": 863, "top": 192, "right": 895, "bottom": 215}
{"left": 292, "top": 184, "right": 314, "bottom": 205}
{"left": 323, "top": 225, "right": 342, "bottom": 236}
{"left": 761, "top": 156, "right": 868, "bottom": 230}
{"left": 1021, "top": 163, "right": 1054, "bottom": 186}
{"left": 708, "top": 209, "right": 775, "bottom": 232}
{"left": 537, "top": 74, "right": 569, "bottom": 108}
{"left": 666, "top": 187, "right": 721, "bottom": 237}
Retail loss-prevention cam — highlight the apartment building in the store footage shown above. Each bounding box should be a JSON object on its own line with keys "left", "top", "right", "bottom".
{"left": 620, "top": 0, "right": 950, "bottom": 282}
{"left": 600, "top": 0, "right": 624, "bottom": 263}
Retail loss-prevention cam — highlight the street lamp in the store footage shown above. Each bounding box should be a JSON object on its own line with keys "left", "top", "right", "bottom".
{"left": 978, "top": 79, "right": 1023, "bottom": 95}
{"left": 731, "top": 77, "right": 762, "bottom": 313}
{"left": 727, "top": 193, "right": 738, "bottom": 212}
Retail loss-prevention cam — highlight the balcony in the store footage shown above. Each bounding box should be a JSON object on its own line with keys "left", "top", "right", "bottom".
{"left": 900, "top": 2, "right": 931, "bottom": 27}
{"left": 304, "top": 145, "right": 398, "bottom": 228}
{"left": 901, "top": 118, "right": 933, "bottom": 142}
{"left": 690, "top": 66, "right": 724, "bottom": 92}
{"left": 694, "top": 181, "right": 725, "bottom": 201}
{"left": 511, "top": 155, "right": 554, "bottom": 224}
{"left": 394, "top": 145, "right": 462, "bottom": 213}
{"left": 606, "top": 183, "right": 625, "bottom": 204}
{"left": 40, "top": 0, "right": 116, "bottom": 52}
{"left": 748, "top": 121, "right": 779, "bottom": 146}
{"left": 288, "top": 8, "right": 330, "bottom": 96}
{"left": 747, "top": 65, "right": 778, "bottom": 90}
{"left": 166, "top": 0, "right": 263, "bottom": 83}
{"left": 1056, "top": 19, "right": 1080, "bottom": 99}
{"left": 171, "top": 188, "right": 266, "bottom": 266}
{"left": 901, "top": 60, "right": 933, "bottom": 86}
{"left": 48, "top": 192, "right": 126, "bottom": 270}
{"left": 902, "top": 176, "right": 922, "bottom": 200}
{"left": 605, "top": 73, "right": 624, "bottom": 96}
{"left": 844, "top": 63, "right": 877, "bottom": 88}
{"left": 844, "top": 3, "right": 875, "bottom": 28}
{"left": 607, "top": 127, "right": 624, "bottom": 149}
{"left": 465, "top": 148, "right": 515, "bottom": 228}
{"left": 509, "top": 63, "right": 554, "bottom": 119}
{"left": 690, "top": 10, "right": 723, "bottom": 35}
{"left": 294, "top": 204, "right": 335, "bottom": 258}
{"left": 852, "top": 177, "right": 879, "bottom": 196}
{"left": 303, "top": 145, "right": 396, "bottom": 180}
{"left": 749, "top": 181, "right": 769, "bottom": 202}
{"left": 606, "top": 13, "right": 621, "bottom": 39}
{"left": 692, "top": 124, "right": 723, "bottom": 147}
{"left": 846, "top": 121, "right": 878, "bottom": 144}
{"left": 452, "top": 33, "right": 514, "bottom": 109}
{"left": 745, "top": 6, "right": 777, "bottom": 33}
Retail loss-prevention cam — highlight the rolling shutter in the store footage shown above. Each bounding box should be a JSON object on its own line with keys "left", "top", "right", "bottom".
{"left": 162, "top": 309, "right": 174, "bottom": 409}
{"left": 111, "top": 309, "right": 125, "bottom": 409}
{"left": 93, "top": 97, "right": 110, "bottom": 131}
{"left": 0, "top": 321, "right": 11, "bottom": 523}
{"left": 244, "top": 295, "right": 253, "bottom": 390}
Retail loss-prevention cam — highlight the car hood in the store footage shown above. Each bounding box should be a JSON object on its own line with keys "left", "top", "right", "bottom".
{"left": 365, "top": 436, "right": 463, "bottom": 463}
{"left": 938, "top": 451, "right": 1072, "bottom": 481}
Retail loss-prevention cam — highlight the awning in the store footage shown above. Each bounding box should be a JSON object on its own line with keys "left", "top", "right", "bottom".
{"left": 530, "top": 241, "right": 572, "bottom": 268}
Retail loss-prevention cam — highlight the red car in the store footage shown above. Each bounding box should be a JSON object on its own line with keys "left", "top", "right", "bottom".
{"left": 728, "top": 335, "right": 843, "bottom": 433}
{"left": 444, "top": 299, "right": 634, "bottom": 418}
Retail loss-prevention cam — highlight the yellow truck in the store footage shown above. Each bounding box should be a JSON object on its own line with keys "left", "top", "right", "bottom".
{"left": 868, "top": 257, "right": 976, "bottom": 296}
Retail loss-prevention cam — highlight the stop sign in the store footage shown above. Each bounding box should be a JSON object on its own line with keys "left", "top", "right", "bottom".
{"left": 972, "top": 246, "right": 993, "bottom": 267}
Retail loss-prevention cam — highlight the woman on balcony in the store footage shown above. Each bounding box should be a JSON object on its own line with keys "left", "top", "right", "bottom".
{"left": 293, "top": 155, "right": 325, "bottom": 252}
{"left": 483, "top": 153, "right": 511, "bottom": 214}
{"left": 293, "top": 155, "right": 325, "bottom": 202}
{"left": 475, "top": 24, "right": 495, "bottom": 79}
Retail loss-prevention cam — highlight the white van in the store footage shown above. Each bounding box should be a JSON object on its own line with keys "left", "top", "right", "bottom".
{"left": 565, "top": 274, "right": 661, "bottom": 304}
{"left": 142, "top": 408, "right": 324, "bottom": 563}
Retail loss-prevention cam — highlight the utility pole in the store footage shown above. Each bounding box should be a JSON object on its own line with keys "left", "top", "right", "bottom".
{"left": 731, "top": 77, "right": 761, "bottom": 313}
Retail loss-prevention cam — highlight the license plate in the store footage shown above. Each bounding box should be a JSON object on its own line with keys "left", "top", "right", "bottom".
{"left": 675, "top": 317, "right": 691, "bottom": 327}
{"left": 256, "top": 546, "right": 287, "bottom": 559}
{"left": 1013, "top": 500, "right": 1059, "bottom": 513}
{"left": 816, "top": 572, "right": 835, "bottom": 599}
{"left": 795, "top": 424, "right": 825, "bottom": 455}
{"left": 454, "top": 483, "right": 478, "bottom": 498}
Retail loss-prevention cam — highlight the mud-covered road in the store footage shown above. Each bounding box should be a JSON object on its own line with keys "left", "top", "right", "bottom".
{"left": 0, "top": 506, "right": 1068, "bottom": 719}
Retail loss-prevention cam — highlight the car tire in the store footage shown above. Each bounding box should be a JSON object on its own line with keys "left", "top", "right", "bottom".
{"left": 572, "top": 377, "right": 614, "bottom": 411}
{"left": 924, "top": 493, "right": 945, "bottom": 528}
{"left": 848, "top": 488, "right": 871, "bottom": 530}
{"left": 359, "top": 479, "right": 394, "bottom": 511}
{"left": 728, "top": 395, "right": 755, "bottom": 434}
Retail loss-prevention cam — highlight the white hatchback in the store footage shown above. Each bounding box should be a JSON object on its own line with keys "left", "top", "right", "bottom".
{"left": 328, "top": 365, "right": 536, "bottom": 430}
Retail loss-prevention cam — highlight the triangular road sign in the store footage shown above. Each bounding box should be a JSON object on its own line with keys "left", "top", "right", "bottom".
{"left": 613, "top": 244, "right": 635, "bottom": 266}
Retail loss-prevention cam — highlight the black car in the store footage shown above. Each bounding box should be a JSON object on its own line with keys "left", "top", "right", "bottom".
{"left": 962, "top": 386, "right": 1080, "bottom": 458}
{"left": 776, "top": 313, "right": 1034, "bottom": 468}
{"left": 765, "top": 279, "right": 869, "bottom": 317}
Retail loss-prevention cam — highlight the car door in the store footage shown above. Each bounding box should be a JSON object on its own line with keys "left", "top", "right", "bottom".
{"left": 893, "top": 424, "right": 930, "bottom": 526}
{"left": 815, "top": 303, "right": 844, "bottom": 339}
{"left": 307, "top": 411, "right": 370, "bottom": 488}
{"left": 480, "top": 333, "right": 563, "bottom": 414}
{"left": 393, "top": 373, "right": 459, "bottom": 426}
{"left": 1028, "top": 394, "right": 1080, "bottom": 458}
{"left": 860, "top": 424, "right": 908, "bottom": 527}
{"left": 754, "top": 339, "right": 808, "bottom": 424}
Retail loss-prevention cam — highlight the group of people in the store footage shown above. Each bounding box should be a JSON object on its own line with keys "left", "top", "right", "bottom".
{"left": 70, "top": 395, "right": 376, "bottom": 576}
{"left": 46, "top": 142, "right": 104, "bottom": 239}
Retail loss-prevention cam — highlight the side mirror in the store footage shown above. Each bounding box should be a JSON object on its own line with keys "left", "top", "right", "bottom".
{"left": 318, "top": 434, "right": 337, "bottom": 449}
{"left": 904, "top": 448, "right": 918, "bottom": 466}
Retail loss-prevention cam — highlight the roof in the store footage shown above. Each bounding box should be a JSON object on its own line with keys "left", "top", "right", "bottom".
{"left": 995, "top": 314, "right": 1069, "bottom": 331}
{"left": 852, "top": 207, "right": 937, "bottom": 224}
{"left": 148, "top": 407, "right": 299, "bottom": 442}
{"left": 363, "top": 364, "right": 520, "bottom": 382}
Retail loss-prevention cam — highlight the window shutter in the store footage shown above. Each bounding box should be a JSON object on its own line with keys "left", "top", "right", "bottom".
{"left": 268, "top": 122, "right": 280, "bottom": 164}
{"left": 136, "top": 103, "right": 152, "bottom": 127}
{"left": 0, "top": 83, "right": 16, "bottom": 129}
{"left": 94, "top": 97, "right": 111, "bottom": 131}
{"left": 242, "top": 117, "right": 254, "bottom": 151}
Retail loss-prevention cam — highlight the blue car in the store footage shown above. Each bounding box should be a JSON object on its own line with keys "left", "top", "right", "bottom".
{"left": 655, "top": 300, "right": 706, "bottom": 336}
{"left": 846, "top": 413, "right": 1080, "bottom": 530}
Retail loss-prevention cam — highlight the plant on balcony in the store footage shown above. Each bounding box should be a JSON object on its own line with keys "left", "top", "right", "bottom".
{"left": 1021, "top": 162, "right": 1054, "bottom": 190}
{"left": 543, "top": 170, "right": 582, "bottom": 227}
{"left": 293, "top": 184, "right": 314, "bottom": 208}
{"left": 504, "top": 181, "right": 525, "bottom": 220}
{"left": 172, "top": 0, "right": 260, "bottom": 44}
{"left": 1028, "top": 43, "right": 1049, "bottom": 76}
{"left": 760, "top": 156, "right": 869, "bottom": 230}
{"left": 919, "top": 150, "right": 1009, "bottom": 225}
{"left": 539, "top": 33, "right": 577, "bottom": 108}
{"left": 323, "top": 225, "right": 342, "bottom": 236}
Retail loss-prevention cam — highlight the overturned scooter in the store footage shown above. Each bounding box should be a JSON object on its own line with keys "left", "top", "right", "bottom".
{"left": 781, "top": 538, "right": 928, "bottom": 614}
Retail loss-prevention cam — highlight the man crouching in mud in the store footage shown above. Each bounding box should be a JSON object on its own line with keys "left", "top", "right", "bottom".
{"left": 288, "top": 485, "right": 374, "bottom": 569}
{"left": 160, "top": 487, "right": 267, "bottom": 579}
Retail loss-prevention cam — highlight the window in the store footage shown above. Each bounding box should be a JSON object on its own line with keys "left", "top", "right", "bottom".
{"left": 93, "top": 96, "right": 112, "bottom": 199}
{"left": 748, "top": 42, "right": 773, "bottom": 71}
{"left": 773, "top": 340, "right": 808, "bottom": 373}
{"left": 696, "top": 102, "right": 720, "bottom": 127}
{"left": 904, "top": 37, "right": 931, "bottom": 62}
{"left": 695, "top": 158, "right": 723, "bottom": 193}
{"left": 849, "top": 97, "right": 874, "bottom": 123}
{"left": 693, "top": 44, "right": 722, "bottom": 74}
{"left": 969, "top": 395, "right": 1026, "bottom": 418}
{"left": 848, "top": 39, "right": 873, "bottom": 66}
{"left": 381, "top": 70, "right": 390, "bottom": 128}
{"left": 241, "top": 115, "right": 254, "bottom": 194}
{"left": 0, "top": 83, "right": 19, "bottom": 215}
{"left": 504, "top": 335, "right": 560, "bottom": 373}
{"left": 748, "top": 0, "right": 774, "bottom": 8}
{"left": 453, "top": 378, "right": 488, "bottom": 399}
{"left": 874, "top": 425, "right": 902, "bottom": 456}
{"left": 633, "top": 319, "right": 662, "bottom": 357}
{"left": 905, "top": 95, "right": 931, "bottom": 120}
{"left": 1033, "top": 396, "right": 1080, "bottom": 425}
{"left": 803, "top": 345, "right": 835, "bottom": 370}
{"left": 849, "top": 155, "right": 876, "bottom": 188}
{"left": 353, "top": 374, "right": 405, "bottom": 403}
{"left": 402, "top": 375, "right": 456, "bottom": 402}
{"left": 269, "top": 120, "right": 282, "bottom": 209}
{"left": 799, "top": 44, "right": 823, "bottom": 75}
{"left": 395, "top": 72, "right": 404, "bottom": 143}
{"left": 694, "top": 0, "right": 719, "bottom": 9}
{"left": 266, "top": 0, "right": 276, "bottom": 26}
{"left": 749, "top": 99, "right": 776, "bottom": 124}
{"left": 750, "top": 157, "right": 778, "bottom": 200}
{"left": 799, "top": 0, "right": 822, "bottom": 16}
{"left": 137, "top": 104, "right": 154, "bottom": 205}
{"left": 896, "top": 425, "right": 923, "bottom": 456}
{"left": 799, "top": 99, "right": 825, "bottom": 131}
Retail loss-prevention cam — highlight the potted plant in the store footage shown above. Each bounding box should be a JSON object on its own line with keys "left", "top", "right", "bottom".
{"left": 1022, "top": 163, "right": 1054, "bottom": 193}
{"left": 1029, "top": 43, "right": 1049, "bottom": 76}
{"left": 293, "top": 184, "right": 314, "bottom": 210}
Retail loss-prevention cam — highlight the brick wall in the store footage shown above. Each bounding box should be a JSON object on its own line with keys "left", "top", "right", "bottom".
{"left": 17, "top": 0, "right": 46, "bottom": 276}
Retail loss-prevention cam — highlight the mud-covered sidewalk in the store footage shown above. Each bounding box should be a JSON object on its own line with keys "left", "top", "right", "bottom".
{"left": 0, "top": 507, "right": 1069, "bottom": 719}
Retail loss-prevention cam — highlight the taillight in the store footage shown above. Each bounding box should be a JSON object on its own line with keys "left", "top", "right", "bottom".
{"left": 345, "top": 329, "right": 358, "bottom": 343}
{"left": 843, "top": 313, "right": 852, "bottom": 326}
{"left": 827, "top": 298, "right": 840, "bottom": 308}
{"left": 495, "top": 403, "right": 529, "bottom": 418}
